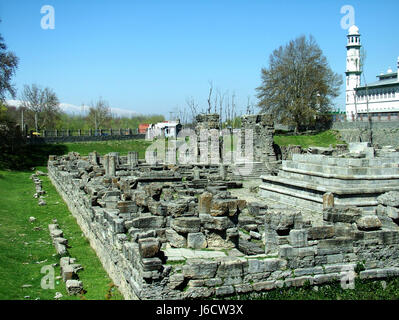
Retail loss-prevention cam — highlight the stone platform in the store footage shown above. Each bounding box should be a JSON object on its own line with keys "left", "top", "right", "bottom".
{"left": 260, "top": 149, "right": 399, "bottom": 213}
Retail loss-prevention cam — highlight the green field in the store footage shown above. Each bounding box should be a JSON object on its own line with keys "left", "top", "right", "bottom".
{"left": 0, "top": 167, "right": 124, "bottom": 300}
{"left": 274, "top": 130, "right": 346, "bottom": 148}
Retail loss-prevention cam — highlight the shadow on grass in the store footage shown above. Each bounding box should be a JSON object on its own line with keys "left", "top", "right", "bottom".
{"left": 0, "top": 143, "right": 68, "bottom": 171}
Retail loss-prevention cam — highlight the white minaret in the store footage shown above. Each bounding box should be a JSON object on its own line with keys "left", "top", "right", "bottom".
{"left": 345, "top": 25, "right": 361, "bottom": 121}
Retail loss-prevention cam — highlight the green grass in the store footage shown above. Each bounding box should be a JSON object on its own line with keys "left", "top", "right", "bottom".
{"left": 0, "top": 167, "right": 124, "bottom": 300}
{"left": 274, "top": 130, "right": 346, "bottom": 149}
{"left": 228, "top": 277, "right": 399, "bottom": 300}
{"left": 60, "top": 139, "right": 151, "bottom": 157}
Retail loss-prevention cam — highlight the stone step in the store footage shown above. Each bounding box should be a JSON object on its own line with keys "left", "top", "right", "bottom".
{"left": 283, "top": 160, "right": 399, "bottom": 177}
{"left": 282, "top": 160, "right": 399, "bottom": 180}
{"left": 278, "top": 170, "right": 399, "bottom": 188}
{"left": 261, "top": 174, "right": 399, "bottom": 195}
{"left": 259, "top": 183, "right": 377, "bottom": 212}
{"left": 291, "top": 154, "right": 399, "bottom": 167}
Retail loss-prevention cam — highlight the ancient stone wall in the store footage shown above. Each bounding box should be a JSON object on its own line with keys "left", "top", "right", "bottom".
{"left": 332, "top": 121, "right": 399, "bottom": 148}
{"left": 241, "top": 114, "right": 277, "bottom": 163}
{"left": 28, "top": 133, "right": 146, "bottom": 144}
{"left": 47, "top": 152, "right": 399, "bottom": 299}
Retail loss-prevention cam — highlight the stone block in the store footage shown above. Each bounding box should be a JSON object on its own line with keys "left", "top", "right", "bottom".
{"left": 386, "top": 206, "right": 399, "bottom": 220}
{"left": 55, "top": 243, "right": 67, "bottom": 256}
{"left": 217, "top": 258, "right": 244, "bottom": 277}
{"left": 183, "top": 259, "right": 219, "bottom": 279}
{"left": 198, "top": 192, "right": 213, "bottom": 214}
{"left": 66, "top": 280, "right": 83, "bottom": 295}
{"left": 171, "top": 217, "right": 201, "bottom": 234}
{"left": 132, "top": 215, "right": 165, "bottom": 229}
{"left": 307, "top": 226, "right": 335, "bottom": 240}
{"left": 253, "top": 281, "right": 275, "bottom": 292}
{"left": 323, "top": 192, "right": 334, "bottom": 209}
{"left": 141, "top": 257, "right": 162, "bottom": 271}
{"left": 356, "top": 215, "right": 382, "bottom": 231}
{"left": 377, "top": 191, "right": 399, "bottom": 207}
{"left": 165, "top": 228, "right": 187, "bottom": 248}
{"left": 323, "top": 207, "right": 362, "bottom": 223}
{"left": 62, "top": 265, "right": 75, "bottom": 281}
{"left": 313, "top": 273, "right": 340, "bottom": 285}
{"left": 215, "top": 285, "right": 235, "bottom": 296}
{"left": 284, "top": 276, "right": 314, "bottom": 287}
{"left": 210, "top": 199, "right": 242, "bottom": 217}
{"left": 138, "top": 237, "right": 160, "bottom": 258}
{"left": 187, "top": 233, "right": 207, "bottom": 249}
{"left": 288, "top": 229, "right": 308, "bottom": 248}
{"left": 199, "top": 214, "right": 235, "bottom": 231}
{"left": 166, "top": 201, "right": 188, "bottom": 217}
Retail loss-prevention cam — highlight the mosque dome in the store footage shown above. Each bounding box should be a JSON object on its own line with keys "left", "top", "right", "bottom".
{"left": 348, "top": 25, "right": 359, "bottom": 35}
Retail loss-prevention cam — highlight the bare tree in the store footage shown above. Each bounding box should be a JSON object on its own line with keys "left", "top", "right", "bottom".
{"left": 20, "top": 84, "right": 60, "bottom": 131}
{"left": 185, "top": 96, "right": 200, "bottom": 124}
{"left": 0, "top": 28, "right": 19, "bottom": 102}
{"left": 207, "top": 81, "right": 213, "bottom": 114}
{"left": 86, "top": 97, "right": 111, "bottom": 133}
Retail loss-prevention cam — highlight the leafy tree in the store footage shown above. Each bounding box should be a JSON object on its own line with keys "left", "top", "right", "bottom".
{"left": 20, "top": 84, "right": 61, "bottom": 131}
{"left": 256, "top": 35, "right": 342, "bottom": 132}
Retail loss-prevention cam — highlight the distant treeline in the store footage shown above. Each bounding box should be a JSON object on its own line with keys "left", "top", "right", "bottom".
{"left": 4, "top": 104, "right": 165, "bottom": 131}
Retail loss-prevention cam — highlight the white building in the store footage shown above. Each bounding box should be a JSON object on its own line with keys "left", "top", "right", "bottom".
{"left": 345, "top": 25, "right": 399, "bottom": 121}
{"left": 145, "top": 120, "right": 182, "bottom": 140}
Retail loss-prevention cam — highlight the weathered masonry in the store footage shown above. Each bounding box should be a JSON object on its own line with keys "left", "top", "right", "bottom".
{"left": 48, "top": 147, "right": 399, "bottom": 299}
{"left": 260, "top": 143, "right": 399, "bottom": 213}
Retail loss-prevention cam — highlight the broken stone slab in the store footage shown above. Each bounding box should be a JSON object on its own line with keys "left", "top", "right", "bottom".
{"left": 377, "top": 191, "right": 399, "bottom": 207}
{"left": 53, "top": 237, "right": 68, "bottom": 246}
{"left": 132, "top": 215, "right": 165, "bottom": 229}
{"left": 238, "top": 238, "right": 264, "bottom": 255}
{"left": 210, "top": 199, "right": 246, "bottom": 217}
{"left": 165, "top": 228, "right": 187, "bottom": 248}
{"left": 199, "top": 214, "right": 235, "bottom": 231}
{"left": 356, "top": 215, "right": 382, "bottom": 231}
{"left": 65, "top": 280, "right": 83, "bottom": 295}
{"left": 166, "top": 201, "right": 189, "bottom": 217}
{"left": 171, "top": 217, "right": 201, "bottom": 234}
{"left": 55, "top": 243, "right": 68, "bottom": 257}
{"left": 323, "top": 207, "right": 362, "bottom": 224}
{"left": 265, "top": 208, "right": 297, "bottom": 231}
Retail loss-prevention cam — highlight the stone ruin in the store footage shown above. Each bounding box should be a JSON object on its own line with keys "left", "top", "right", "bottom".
{"left": 260, "top": 142, "right": 399, "bottom": 214}
{"left": 47, "top": 138, "right": 399, "bottom": 299}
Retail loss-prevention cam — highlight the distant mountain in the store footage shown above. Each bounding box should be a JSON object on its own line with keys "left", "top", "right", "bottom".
{"left": 6, "top": 100, "right": 140, "bottom": 117}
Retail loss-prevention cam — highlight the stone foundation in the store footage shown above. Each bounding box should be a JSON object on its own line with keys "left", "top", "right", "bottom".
{"left": 47, "top": 151, "right": 399, "bottom": 299}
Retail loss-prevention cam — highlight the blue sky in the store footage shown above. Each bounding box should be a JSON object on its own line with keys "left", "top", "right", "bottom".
{"left": 1, "top": 0, "right": 398, "bottom": 118}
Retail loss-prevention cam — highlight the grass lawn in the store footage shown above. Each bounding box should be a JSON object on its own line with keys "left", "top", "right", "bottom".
{"left": 230, "top": 277, "right": 399, "bottom": 300}
{"left": 61, "top": 139, "right": 151, "bottom": 157}
{"left": 0, "top": 167, "right": 124, "bottom": 300}
{"left": 274, "top": 130, "right": 346, "bottom": 149}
